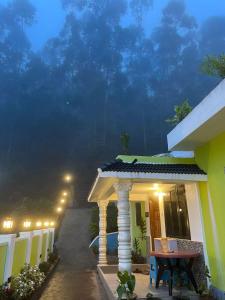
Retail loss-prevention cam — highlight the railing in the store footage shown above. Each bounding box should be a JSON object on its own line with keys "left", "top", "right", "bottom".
{"left": 0, "top": 228, "right": 55, "bottom": 284}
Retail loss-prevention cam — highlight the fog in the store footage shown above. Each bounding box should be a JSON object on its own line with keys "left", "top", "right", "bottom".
{"left": 0, "top": 0, "right": 225, "bottom": 213}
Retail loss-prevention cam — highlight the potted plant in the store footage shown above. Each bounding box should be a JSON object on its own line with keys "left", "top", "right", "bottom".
{"left": 116, "top": 271, "right": 137, "bottom": 300}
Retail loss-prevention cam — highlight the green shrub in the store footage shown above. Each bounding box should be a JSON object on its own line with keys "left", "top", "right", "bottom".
{"left": 39, "top": 261, "right": 51, "bottom": 275}
{"left": 0, "top": 282, "right": 14, "bottom": 300}
{"left": 48, "top": 248, "right": 59, "bottom": 264}
{"left": 11, "top": 264, "right": 45, "bottom": 299}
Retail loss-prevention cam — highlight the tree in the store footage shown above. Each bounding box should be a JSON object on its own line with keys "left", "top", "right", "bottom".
{"left": 120, "top": 132, "right": 130, "bottom": 154}
{"left": 166, "top": 99, "right": 192, "bottom": 126}
{"left": 202, "top": 54, "right": 225, "bottom": 79}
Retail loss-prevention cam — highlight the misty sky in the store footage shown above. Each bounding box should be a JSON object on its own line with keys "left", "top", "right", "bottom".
{"left": 2, "top": 0, "right": 225, "bottom": 50}
{"left": 1, "top": 0, "right": 225, "bottom": 208}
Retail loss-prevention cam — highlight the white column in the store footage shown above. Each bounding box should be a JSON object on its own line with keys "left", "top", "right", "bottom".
{"left": 158, "top": 193, "right": 166, "bottom": 238}
{"left": 33, "top": 230, "right": 43, "bottom": 265}
{"left": 98, "top": 201, "right": 108, "bottom": 265}
{"left": 0, "top": 234, "right": 16, "bottom": 282}
{"left": 42, "top": 229, "right": 49, "bottom": 262}
{"left": 49, "top": 228, "right": 55, "bottom": 252}
{"left": 145, "top": 199, "right": 152, "bottom": 253}
{"left": 114, "top": 181, "right": 132, "bottom": 273}
{"left": 20, "top": 231, "right": 33, "bottom": 264}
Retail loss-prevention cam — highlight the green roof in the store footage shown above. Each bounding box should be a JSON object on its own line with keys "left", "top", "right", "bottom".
{"left": 116, "top": 154, "right": 196, "bottom": 165}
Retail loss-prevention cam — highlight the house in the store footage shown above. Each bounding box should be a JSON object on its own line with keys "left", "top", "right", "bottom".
{"left": 88, "top": 79, "right": 225, "bottom": 298}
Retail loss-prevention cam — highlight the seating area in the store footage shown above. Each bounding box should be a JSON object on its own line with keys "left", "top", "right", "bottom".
{"left": 149, "top": 238, "right": 206, "bottom": 296}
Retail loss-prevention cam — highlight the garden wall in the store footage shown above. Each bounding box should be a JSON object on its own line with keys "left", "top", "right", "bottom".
{"left": 0, "top": 228, "right": 55, "bottom": 284}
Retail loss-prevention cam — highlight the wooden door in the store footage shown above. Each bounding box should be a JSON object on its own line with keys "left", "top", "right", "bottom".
{"left": 149, "top": 198, "right": 161, "bottom": 250}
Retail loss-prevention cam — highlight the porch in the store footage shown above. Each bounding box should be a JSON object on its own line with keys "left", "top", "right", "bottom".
{"left": 98, "top": 265, "right": 199, "bottom": 300}
{"left": 88, "top": 155, "right": 208, "bottom": 298}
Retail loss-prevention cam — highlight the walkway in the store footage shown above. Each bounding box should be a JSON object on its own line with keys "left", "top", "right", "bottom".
{"left": 40, "top": 208, "right": 108, "bottom": 300}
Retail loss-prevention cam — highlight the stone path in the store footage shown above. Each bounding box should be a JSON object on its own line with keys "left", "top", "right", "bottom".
{"left": 40, "top": 208, "right": 108, "bottom": 300}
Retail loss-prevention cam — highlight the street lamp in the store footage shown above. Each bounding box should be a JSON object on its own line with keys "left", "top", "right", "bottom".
{"left": 64, "top": 174, "right": 73, "bottom": 183}
{"left": 56, "top": 207, "right": 63, "bottom": 213}
{"left": 60, "top": 198, "right": 66, "bottom": 204}
{"left": 62, "top": 191, "right": 68, "bottom": 197}
{"left": 63, "top": 173, "right": 74, "bottom": 208}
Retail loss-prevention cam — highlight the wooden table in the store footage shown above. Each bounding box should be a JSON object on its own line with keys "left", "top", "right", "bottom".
{"left": 150, "top": 250, "right": 200, "bottom": 296}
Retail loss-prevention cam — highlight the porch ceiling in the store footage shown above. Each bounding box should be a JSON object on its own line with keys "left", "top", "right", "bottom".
{"left": 88, "top": 163, "right": 207, "bottom": 202}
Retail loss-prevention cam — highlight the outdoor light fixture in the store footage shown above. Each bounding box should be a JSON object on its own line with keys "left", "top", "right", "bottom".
{"left": 56, "top": 207, "right": 63, "bottom": 213}
{"left": 3, "top": 219, "right": 13, "bottom": 229}
{"left": 23, "top": 221, "right": 31, "bottom": 228}
{"left": 36, "top": 221, "right": 42, "bottom": 227}
{"left": 149, "top": 183, "right": 160, "bottom": 191}
{"left": 154, "top": 191, "right": 166, "bottom": 197}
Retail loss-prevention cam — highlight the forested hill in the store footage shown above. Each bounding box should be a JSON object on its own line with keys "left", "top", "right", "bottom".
{"left": 0, "top": 0, "right": 223, "bottom": 210}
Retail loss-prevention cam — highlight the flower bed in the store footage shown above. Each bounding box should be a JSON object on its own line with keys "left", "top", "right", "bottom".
{"left": 0, "top": 251, "right": 59, "bottom": 300}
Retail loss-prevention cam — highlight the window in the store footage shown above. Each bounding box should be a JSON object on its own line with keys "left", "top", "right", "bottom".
{"left": 164, "top": 185, "right": 191, "bottom": 239}
{"left": 135, "top": 202, "right": 142, "bottom": 226}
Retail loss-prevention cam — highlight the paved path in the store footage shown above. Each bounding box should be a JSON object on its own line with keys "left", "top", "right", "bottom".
{"left": 40, "top": 208, "right": 107, "bottom": 300}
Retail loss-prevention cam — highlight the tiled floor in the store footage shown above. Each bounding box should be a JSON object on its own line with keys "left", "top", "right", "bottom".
{"left": 103, "top": 272, "right": 199, "bottom": 299}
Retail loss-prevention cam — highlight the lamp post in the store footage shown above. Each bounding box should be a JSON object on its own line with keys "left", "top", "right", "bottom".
{"left": 63, "top": 173, "right": 74, "bottom": 208}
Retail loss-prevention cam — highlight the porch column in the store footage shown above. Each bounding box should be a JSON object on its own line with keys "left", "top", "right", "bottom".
{"left": 114, "top": 181, "right": 132, "bottom": 273}
{"left": 158, "top": 193, "right": 166, "bottom": 238}
{"left": 98, "top": 201, "right": 108, "bottom": 265}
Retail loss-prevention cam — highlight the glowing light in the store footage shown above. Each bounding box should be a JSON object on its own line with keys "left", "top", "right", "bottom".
{"left": 44, "top": 221, "right": 49, "bottom": 227}
{"left": 23, "top": 221, "right": 31, "bottom": 228}
{"left": 50, "top": 222, "right": 55, "bottom": 227}
{"left": 154, "top": 191, "right": 166, "bottom": 197}
{"left": 179, "top": 208, "right": 183, "bottom": 212}
{"left": 64, "top": 174, "right": 73, "bottom": 183}
{"left": 56, "top": 207, "right": 63, "bottom": 213}
{"left": 62, "top": 191, "right": 68, "bottom": 197}
{"left": 36, "top": 221, "right": 42, "bottom": 227}
{"left": 60, "top": 198, "right": 66, "bottom": 204}
{"left": 150, "top": 183, "right": 160, "bottom": 190}
{"left": 3, "top": 219, "right": 13, "bottom": 229}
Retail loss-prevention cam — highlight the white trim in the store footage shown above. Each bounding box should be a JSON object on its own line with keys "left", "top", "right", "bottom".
{"left": 20, "top": 231, "right": 33, "bottom": 264}
{"left": 88, "top": 173, "right": 101, "bottom": 202}
{"left": 158, "top": 194, "right": 166, "bottom": 238}
{"left": 185, "top": 184, "right": 204, "bottom": 242}
{"left": 167, "top": 79, "right": 225, "bottom": 150}
{"left": 49, "top": 228, "right": 55, "bottom": 252}
{"left": 99, "top": 170, "right": 207, "bottom": 182}
{"left": 42, "top": 229, "right": 49, "bottom": 262}
{"left": 0, "top": 234, "right": 16, "bottom": 282}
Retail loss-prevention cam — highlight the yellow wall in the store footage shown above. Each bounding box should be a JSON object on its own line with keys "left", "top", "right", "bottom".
{"left": 196, "top": 131, "right": 225, "bottom": 290}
